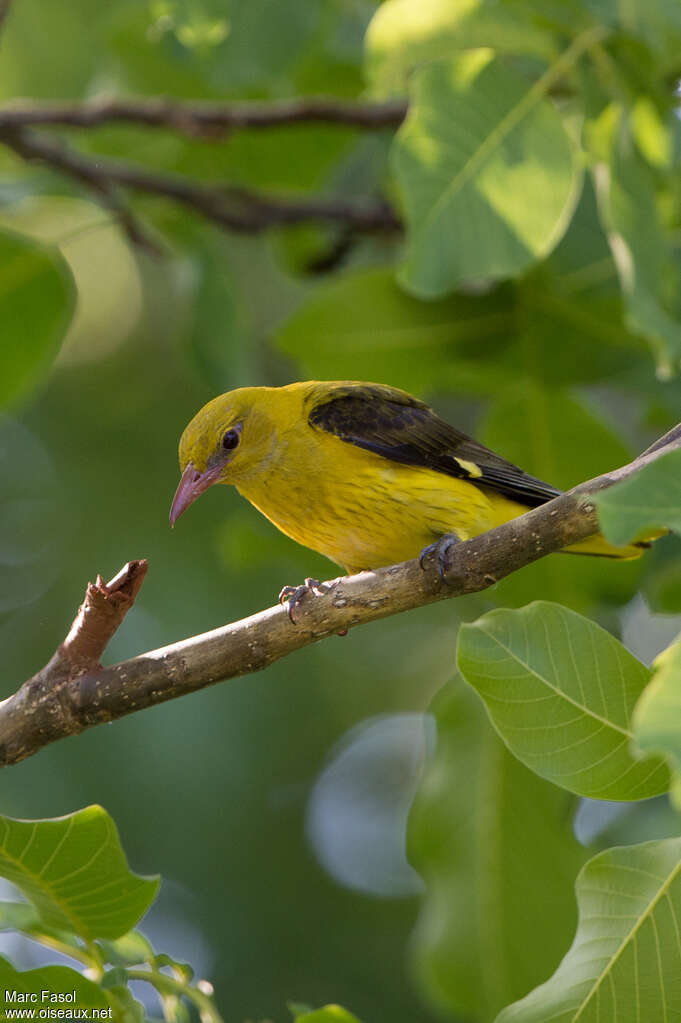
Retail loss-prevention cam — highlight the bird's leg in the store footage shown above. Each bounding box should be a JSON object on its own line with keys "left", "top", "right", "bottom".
{"left": 279, "top": 577, "right": 334, "bottom": 624}
{"left": 419, "top": 533, "right": 461, "bottom": 581}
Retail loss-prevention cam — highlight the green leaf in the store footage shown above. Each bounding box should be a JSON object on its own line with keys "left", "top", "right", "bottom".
{"left": 633, "top": 634, "right": 681, "bottom": 806}
{"left": 642, "top": 543, "right": 681, "bottom": 613}
{"left": 276, "top": 266, "right": 514, "bottom": 393}
{"left": 98, "top": 930, "right": 155, "bottom": 967}
{"left": 0, "top": 954, "right": 110, "bottom": 1012}
{"left": 583, "top": 0, "right": 681, "bottom": 67}
{"left": 291, "top": 1006, "right": 362, "bottom": 1023}
{"left": 594, "top": 448, "right": 681, "bottom": 546}
{"left": 0, "top": 805, "right": 159, "bottom": 940}
{"left": 0, "top": 229, "right": 75, "bottom": 410}
{"left": 0, "top": 901, "right": 85, "bottom": 959}
{"left": 481, "top": 386, "right": 641, "bottom": 610}
{"left": 409, "top": 679, "right": 586, "bottom": 1021}
{"left": 514, "top": 177, "right": 646, "bottom": 387}
{"left": 391, "top": 48, "right": 582, "bottom": 297}
{"left": 484, "top": 386, "right": 632, "bottom": 493}
{"left": 457, "top": 602, "right": 668, "bottom": 799}
{"left": 365, "top": 0, "right": 557, "bottom": 96}
{"left": 596, "top": 135, "right": 681, "bottom": 376}
{"left": 496, "top": 837, "right": 681, "bottom": 1022}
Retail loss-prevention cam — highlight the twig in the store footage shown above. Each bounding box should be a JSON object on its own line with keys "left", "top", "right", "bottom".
{"left": 59, "top": 560, "right": 148, "bottom": 670}
{"left": 0, "top": 432, "right": 678, "bottom": 769}
{"left": 0, "top": 96, "right": 407, "bottom": 136}
{"left": 0, "top": 127, "right": 401, "bottom": 237}
{"left": 1, "top": 128, "right": 163, "bottom": 254}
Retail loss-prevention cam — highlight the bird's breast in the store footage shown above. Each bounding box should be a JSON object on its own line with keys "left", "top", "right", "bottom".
{"left": 235, "top": 434, "right": 498, "bottom": 573}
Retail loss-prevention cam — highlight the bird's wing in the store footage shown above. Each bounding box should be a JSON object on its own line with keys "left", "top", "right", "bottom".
{"left": 307, "top": 383, "right": 561, "bottom": 507}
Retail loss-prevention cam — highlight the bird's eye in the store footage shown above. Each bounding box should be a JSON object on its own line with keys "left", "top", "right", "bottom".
{"left": 222, "top": 428, "right": 241, "bottom": 451}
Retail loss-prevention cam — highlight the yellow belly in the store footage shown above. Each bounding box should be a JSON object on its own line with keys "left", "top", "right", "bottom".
{"left": 237, "top": 444, "right": 527, "bottom": 573}
{"left": 233, "top": 428, "right": 641, "bottom": 573}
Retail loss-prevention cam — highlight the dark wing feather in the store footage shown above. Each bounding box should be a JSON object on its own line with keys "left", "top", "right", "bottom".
{"left": 307, "top": 383, "right": 560, "bottom": 508}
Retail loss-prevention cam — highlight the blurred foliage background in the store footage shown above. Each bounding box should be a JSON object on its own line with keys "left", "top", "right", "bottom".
{"left": 1, "top": 0, "right": 681, "bottom": 1020}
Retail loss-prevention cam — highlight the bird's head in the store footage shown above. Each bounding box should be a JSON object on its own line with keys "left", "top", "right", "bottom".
{"left": 169, "top": 386, "right": 278, "bottom": 526}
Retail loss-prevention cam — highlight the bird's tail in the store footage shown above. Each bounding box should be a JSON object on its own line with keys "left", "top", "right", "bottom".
{"left": 561, "top": 535, "right": 649, "bottom": 559}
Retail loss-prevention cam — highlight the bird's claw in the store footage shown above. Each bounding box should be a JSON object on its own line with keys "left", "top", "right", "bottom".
{"left": 278, "top": 577, "right": 331, "bottom": 623}
{"left": 419, "top": 533, "right": 461, "bottom": 581}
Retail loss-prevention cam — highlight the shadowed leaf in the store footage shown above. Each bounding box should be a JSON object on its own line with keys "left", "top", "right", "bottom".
{"left": 595, "top": 448, "right": 681, "bottom": 546}
{"left": 496, "top": 838, "right": 681, "bottom": 1022}
{"left": 409, "top": 679, "right": 585, "bottom": 1021}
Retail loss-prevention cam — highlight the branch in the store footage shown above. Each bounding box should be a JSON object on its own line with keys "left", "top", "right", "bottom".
{"left": 0, "top": 95, "right": 407, "bottom": 136}
{"left": 0, "top": 127, "right": 401, "bottom": 238}
{"left": 0, "top": 431, "right": 678, "bottom": 769}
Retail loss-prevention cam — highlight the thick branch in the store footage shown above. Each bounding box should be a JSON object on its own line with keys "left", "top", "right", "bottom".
{"left": 0, "top": 96, "right": 407, "bottom": 136}
{"left": 0, "top": 433, "right": 677, "bottom": 769}
{"left": 1, "top": 127, "right": 401, "bottom": 237}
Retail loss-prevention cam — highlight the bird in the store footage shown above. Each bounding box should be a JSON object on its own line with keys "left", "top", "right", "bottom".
{"left": 170, "top": 380, "right": 643, "bottom": 613}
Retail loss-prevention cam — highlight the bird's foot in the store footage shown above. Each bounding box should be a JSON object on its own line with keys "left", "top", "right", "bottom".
{"left": 419, "top": 533, "right": 461, "bottom": 581}
{"left": 279, "top": 577, "right": 333, "bottom": 623}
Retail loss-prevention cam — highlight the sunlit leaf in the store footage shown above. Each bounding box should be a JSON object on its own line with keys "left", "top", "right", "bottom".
{"left": 409, "top": 679, "right": 585, "bottom": 1021}
{"left": 0, "top": 806, "right": 159, "bottom": 940}
{"left": 496, "top": 837, "right": 681, "bottom": 1022}
{"left": 392, "top": 50, "right": 581, "bottom": 296}
{"left": 457, "top": 602, "right": 668, "bottom": 799}
{"left": 365, "top": 0, "right": 557, "bottom": 96}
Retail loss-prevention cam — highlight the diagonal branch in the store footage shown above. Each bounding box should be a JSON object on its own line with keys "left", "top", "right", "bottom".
{"left": 0, "top": 126, "right": 401, "bottom": 238}
{"left": 1, "top": 127, "right": 164, "bottom": 253}
{"left": 0, "top": 95, "right": 407, "bottom": 136}
{"left": 0, "top": 430, "right": 678, "bottom": 769}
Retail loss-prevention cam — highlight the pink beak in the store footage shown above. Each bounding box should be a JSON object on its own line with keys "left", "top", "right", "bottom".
{"left": 169, "top": 461, "right": 222, "bottom": 526}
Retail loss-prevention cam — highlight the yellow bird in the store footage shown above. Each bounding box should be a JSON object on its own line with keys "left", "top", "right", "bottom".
{"left": 170, "top": 381, "right": 642, "bottom": 594}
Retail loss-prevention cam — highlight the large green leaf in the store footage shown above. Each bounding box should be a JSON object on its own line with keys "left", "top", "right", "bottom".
{"left": 391, "top": 48, "right": 582, "bottom": 297}
{"left": 0, "top": 955, "right": 110, "bottom": 1012}
{"left": 496, "top": 837, "right": 681, "bottom": 1022}
{"left": 276, "top": 266, "right": 514, "bottom": 393}
{"left": 633, "top": 634, "right": 681, "bottom": 806}
{"left": 457, "top": 602, "right": 668, "bottom": 799}
{"left": 364, "top": 0, "right": 557, "bottom": 96}
{"left": 0, "top": 806, "right": 159, "bottom": 940}
{"left": 0, "top": 229, "right": 75, "bottom": 410}
{"left": 595, "top": 448, "right": 681, "bottom": 546}
{"left": 409, "top": 679, "right": 585, "bottom": 1021}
